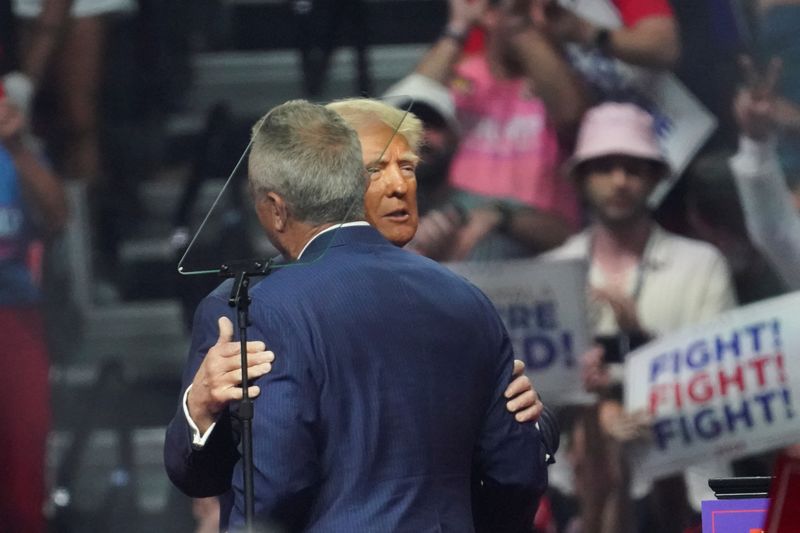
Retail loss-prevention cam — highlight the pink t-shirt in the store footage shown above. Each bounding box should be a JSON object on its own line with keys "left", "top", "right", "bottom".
{"left": 448, "top": 56, "right": 580, "bottom": 226}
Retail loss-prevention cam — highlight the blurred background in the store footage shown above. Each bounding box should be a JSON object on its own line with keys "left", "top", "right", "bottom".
{"left": 1, "top": 0, "right": 798, "bottom": 531}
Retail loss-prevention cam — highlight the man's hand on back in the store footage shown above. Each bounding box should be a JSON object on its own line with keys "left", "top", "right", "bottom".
{"left": 505, "top": 359, "right": 544, "bottom": 423}
{"left": 187, "top": 317, "right": 275, "bottom": 434}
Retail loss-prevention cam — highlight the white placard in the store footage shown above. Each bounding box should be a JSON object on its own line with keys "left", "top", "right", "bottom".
{"left": 447, "top": 257, "right": 592, "bottom": 405}
{"left": 625, "top": 292, "right": 800, "bottom": 482}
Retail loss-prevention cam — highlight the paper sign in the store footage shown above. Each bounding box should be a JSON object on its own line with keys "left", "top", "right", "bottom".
{"left": 447, "top": 257, "right": 592, "bottom": 405}
{"left": 625, "top": 292, "right": 800, "bottom": 483}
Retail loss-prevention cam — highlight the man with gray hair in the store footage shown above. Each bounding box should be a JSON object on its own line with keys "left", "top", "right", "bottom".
{"left": 166, "top": 99, "right": 547, "bottom": 532}
{"left": 247, "top": 99, "right": 367, "bottom": 257}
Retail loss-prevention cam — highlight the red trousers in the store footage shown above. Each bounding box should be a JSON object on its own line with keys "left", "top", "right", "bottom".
{"left": 0, "top": 307, "right": 50, "bottom": 533}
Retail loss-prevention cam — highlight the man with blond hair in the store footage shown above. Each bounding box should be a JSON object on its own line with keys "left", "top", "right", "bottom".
{"left": 165, "top": 99, "right": 549, "bottom": 531}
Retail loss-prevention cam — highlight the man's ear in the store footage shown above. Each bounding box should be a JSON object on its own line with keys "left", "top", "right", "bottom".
{"left": 255, "top": 191, "right": 290, "bottom": 232}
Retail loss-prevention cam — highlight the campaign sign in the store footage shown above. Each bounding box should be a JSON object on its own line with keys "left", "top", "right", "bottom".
{"left": 447, "top": 257, "right": 592, "bottom": 405}
{"left": 701, "top": 498, "right": 768, "bottom": 533}
{"left": 625, "top": 292, "right": 800, "bottom": 482}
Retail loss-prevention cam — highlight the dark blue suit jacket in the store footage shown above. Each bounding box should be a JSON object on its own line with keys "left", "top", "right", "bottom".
{"left": 164, "top": 226, "right": 547, "bottom": 532}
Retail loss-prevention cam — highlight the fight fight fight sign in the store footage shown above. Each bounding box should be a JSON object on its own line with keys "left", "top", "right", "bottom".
{"left": 625, "top": 292, "right": 800, "bottom": 483}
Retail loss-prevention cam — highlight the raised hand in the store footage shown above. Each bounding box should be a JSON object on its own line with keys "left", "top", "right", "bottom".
{"left": 734, "top": 56, "right": 782, "bottom": 141}
{"left": 591, "top": 286, "right": 643, "bottom": 335}
{"left": 529, "top": 0, "right": 589, "bottom": 44}
{"left": 448, "top": 206, "right": 502, "bottom": 261}
{"left": 187, "top": 317, "right": 275, "bottom": 433}
{"left": 599, "top": 401, "right": 651, "bottom": 443}
{"left": 407, "top": 206, "right": 463, "bottom": 260}
{"left": 580, "top": 344, "right": 611, "bottom": 393}
{"left": 447, "top": 0, "right": 489, "bottom": 31}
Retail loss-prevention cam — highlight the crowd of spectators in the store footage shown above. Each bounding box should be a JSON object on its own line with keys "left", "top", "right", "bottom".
{"left": 393, "top": 2, "right": 799, "bottom": 532}
{"left": 3, "top": 0, "right": 800, "bottom": 531}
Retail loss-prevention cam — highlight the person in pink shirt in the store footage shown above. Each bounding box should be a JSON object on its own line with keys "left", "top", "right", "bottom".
{"left": 447, "top": 54, "right": 579, "bottom": 227}
{"left": 412, "top": 0, "right": 589, "bottom": 259}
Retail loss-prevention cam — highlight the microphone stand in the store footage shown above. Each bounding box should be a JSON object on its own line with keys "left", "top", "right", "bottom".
{"left": 220, "top": 258, "right": 272, "bottom": 533}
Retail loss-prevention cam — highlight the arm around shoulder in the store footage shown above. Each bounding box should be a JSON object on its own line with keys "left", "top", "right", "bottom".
{"left": 472, "top": 324, "right": 548, "bottom": 532}
{"left": 414, "top": 0, "right": 487, "bottom": 84}
{"left": 164, "top": 405, "right": 240, "bottom": 498}
{"left": 163, "top": 294, "right": 241, "bottom": 497}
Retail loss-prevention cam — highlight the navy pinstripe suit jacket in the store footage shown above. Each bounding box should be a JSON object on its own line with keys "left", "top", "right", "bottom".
{"left": 165, "top": 225, "right": 546, "bottom": 532}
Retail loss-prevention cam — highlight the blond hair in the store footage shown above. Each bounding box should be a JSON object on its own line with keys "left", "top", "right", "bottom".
{"left": 327, "top": 98, "right": 423, "bottom": 153}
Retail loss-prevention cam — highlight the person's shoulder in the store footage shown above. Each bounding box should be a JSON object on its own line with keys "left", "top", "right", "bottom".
{"left": 194, "top": 274, "right": 277, "bottom": 321}
{"left": 205, "top": 277, "right": 234, "bottom": 300}
{"left": 246, "top": 239, "right": 385, "bottom": 303}
{"left": 189, "top": 279, "right": 240, "bottom": 332}
{"left": 654, "top": 227, "right": 725, "bottom": 262}
{"left": 203, "top": 275, "right": 271, "bottom": 303}
{"left": 192, "top": 279, "right": 233, "bottom": 311}
{"left": 414, "top": 256, "right": 508, "bottom": 316}
{"left": 246, "top": 262, "right": 312, "bottom": 303}
{"left": 652, "top": 227, "right": 730, "bottom": 276}
{"left": 400, "top": 248, "right": 477, "bottom": 282}
{"left": 541, "top": 230, "right": 590, "bottom": 261}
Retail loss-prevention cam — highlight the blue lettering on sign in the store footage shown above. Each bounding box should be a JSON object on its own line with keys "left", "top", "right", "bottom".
{"left": 499, "top": 300, "right": 576, "bottom": 370}
{"left": 518, "top": 331, "right": 575, "bottom": 370}
{"left": 498, "top": 301, "right": 559, "bottom": 330}
{"left": 651, "top": 388, "right": 793, "bottom": 450}
{"left": 648, "top": 320, "right": 782, "bottom": 383}
{"left": 523, "top": 335, "right": 556, "bottom": 370}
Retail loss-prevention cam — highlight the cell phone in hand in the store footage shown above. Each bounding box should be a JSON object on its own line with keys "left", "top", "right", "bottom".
{"left": 595, "top": 332, "right": 651, "bottom": 364}
{"left": 595, "top": 335, "right": 623, "bottom": 364}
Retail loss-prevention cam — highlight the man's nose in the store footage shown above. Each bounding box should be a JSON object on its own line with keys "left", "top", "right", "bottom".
{"left": 385, "top": 165, "right": 408, "bottom": 196}
{"left": 609, "top": 166, "right": 631, "bottom": 186}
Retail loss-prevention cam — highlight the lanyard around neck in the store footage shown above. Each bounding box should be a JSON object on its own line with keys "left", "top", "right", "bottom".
{"left": 588, "top": 226, "right": 655, "bottom": 304}
{"left": 587, "top": 227, "right": 656, "bottom": 357}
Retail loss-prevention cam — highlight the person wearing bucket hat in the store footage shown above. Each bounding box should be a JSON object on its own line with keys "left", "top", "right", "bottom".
{"left": 547, "top": 102, "right": 737, "bottom": 533}
{"left": 567, "top": 102, "right": 668, "bottom": 178}
{"left": 566, "top": 102, "right": 670, "bottom": 230}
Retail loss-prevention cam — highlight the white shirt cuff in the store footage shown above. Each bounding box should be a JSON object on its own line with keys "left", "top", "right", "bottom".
{"left": 534, "top": 421, "right": 552, "bottom": 463}
{"left": 183, "top": 384, "right": 217, "bottom": 449}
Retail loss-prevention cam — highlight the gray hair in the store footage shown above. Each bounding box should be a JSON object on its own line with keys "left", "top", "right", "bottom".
{"left": 248, "top": 99, "right": 367, "bottom": 224}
